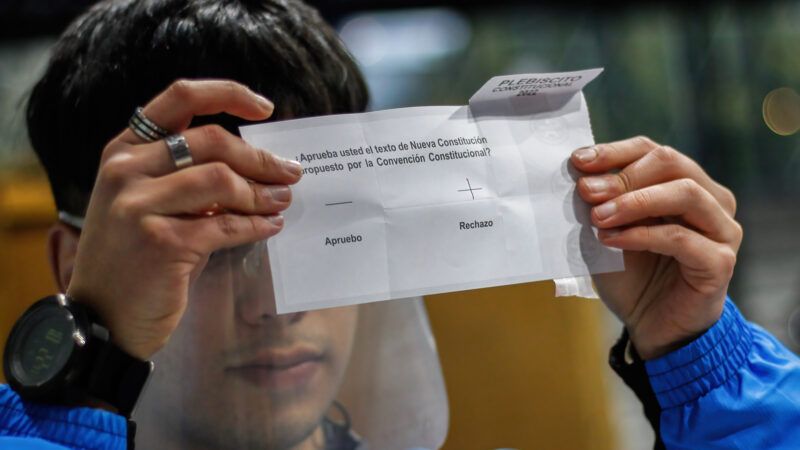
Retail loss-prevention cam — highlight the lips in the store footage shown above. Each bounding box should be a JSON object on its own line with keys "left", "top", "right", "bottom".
{"left": 225, "top": 347, "right": 323, "bottom": 389}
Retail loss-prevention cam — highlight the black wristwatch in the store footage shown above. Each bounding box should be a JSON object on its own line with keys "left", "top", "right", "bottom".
{"left": 3, "top": 294, "right": 153, "bottom": 418}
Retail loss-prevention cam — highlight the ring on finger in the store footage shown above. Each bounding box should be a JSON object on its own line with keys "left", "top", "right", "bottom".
{"left": 129, "top": 107, "right": 170, "bottom": 142}
{"left": 164, "top": 134, "right": 194, "bottom": 170}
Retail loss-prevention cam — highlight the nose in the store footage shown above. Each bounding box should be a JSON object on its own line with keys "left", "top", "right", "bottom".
{"left": 236, "top": 293, "right": 305, "bottom": 325}
{"left": 235, "top": 241, "right": 305, "bottom": 326}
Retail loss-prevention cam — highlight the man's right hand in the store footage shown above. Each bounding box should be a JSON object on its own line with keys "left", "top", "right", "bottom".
{"left": 67, "top": 80, "right": 302, "bottom": 360}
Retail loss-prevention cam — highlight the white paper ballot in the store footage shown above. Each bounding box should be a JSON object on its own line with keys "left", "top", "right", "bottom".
{"left": 239, "top": 68, "right": 623, "bottom": 313}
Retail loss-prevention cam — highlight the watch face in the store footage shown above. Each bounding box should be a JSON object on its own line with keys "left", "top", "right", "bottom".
{"left": 10, "top": 306, "right": 76, "bottom": 387}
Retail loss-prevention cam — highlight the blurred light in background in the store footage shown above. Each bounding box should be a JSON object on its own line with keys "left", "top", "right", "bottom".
{"left": 340, "top": 8, "right": 470, "bottom": 70}
{"left": 0, "top": 38, "right": 52, "bottom": 167}
{"left": 338, "top": 8, "right": 470, "bottom": 109}
{"left": 763, "top": 87, "right": 800, "bottom": 136}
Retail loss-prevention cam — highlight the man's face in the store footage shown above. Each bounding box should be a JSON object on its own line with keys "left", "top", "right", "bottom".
{"left": 138, "top": 245, "right": 359, "bottom": 449}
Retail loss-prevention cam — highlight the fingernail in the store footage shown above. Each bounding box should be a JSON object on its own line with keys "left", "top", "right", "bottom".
{"left": 583, "top": 177, "right": 609, "bottom": 193}
{"left": 599, "top": 228, "right": 621, "bottom": 239}
{"left": 256, "top": 94, "right": 274, "bottom": 111}
{"left": 282, "top": 158, "right": 303, "bottom": 177}
{"left": 264, "top": 186, "right": 291, "bottom": 202}
{"left": 573, "top": 146, "right": 598, "bottom": 163}
{"left": 594, "top": 201, "right": 617, "bottom": 220}
{"left": 266, "top": 214, "right": 284, "bottom": 226}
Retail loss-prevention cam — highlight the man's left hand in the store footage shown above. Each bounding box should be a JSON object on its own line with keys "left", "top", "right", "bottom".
{"left": 571, "top": 136, "right": 743, "bottom": 360}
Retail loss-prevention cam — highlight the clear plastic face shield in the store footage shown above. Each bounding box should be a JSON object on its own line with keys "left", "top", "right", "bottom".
{"left": 60, "top": 212, "right": 448, "bottom": 450}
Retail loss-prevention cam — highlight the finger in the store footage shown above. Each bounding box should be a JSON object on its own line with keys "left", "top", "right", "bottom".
{"left": 571, "top": 136, "right": 658, "bottom": 172}
{"left": 598, "top": 224, "right": 737, "bottom": 291}
{"left": 174, "top": 213, "right": 284, "bottom": 255}
{"left": 126, "top": 124, "right": 302, "bottom": 183}
{"left": 573, "top": 137, "right": 736, "bottom": 216}
{"left": 591, "top": 179, "right": 742, "bottom": 246}
{"left": 138, "top": 162, "right": 292, "bottom": 216}
{"left": 118, "top": 79, "right": 274, "bottom": 145}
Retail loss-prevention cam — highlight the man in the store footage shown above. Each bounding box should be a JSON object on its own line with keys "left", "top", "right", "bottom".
{"left": 1, "top": 0, "right": 799, "bottom": 449}
{"left": 2, "top": 1, "right": 451, "bottom": 449}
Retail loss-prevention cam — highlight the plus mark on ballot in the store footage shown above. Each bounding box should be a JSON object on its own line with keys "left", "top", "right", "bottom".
{"left": 457, "top": 178, "right": 483, "bottom": 200}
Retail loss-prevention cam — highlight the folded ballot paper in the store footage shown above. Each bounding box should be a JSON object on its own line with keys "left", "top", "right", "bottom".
{"left": 239, "top": 68, "right": 624, "bottom": 313}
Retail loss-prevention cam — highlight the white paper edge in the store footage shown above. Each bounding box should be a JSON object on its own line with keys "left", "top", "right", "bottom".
{"left": 553, "top": 275, "right": 599, "bottom": 299}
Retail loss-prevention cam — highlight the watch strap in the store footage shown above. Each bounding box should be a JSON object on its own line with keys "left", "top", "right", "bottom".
{"left": 608, "top": 328, "right": 665, "bottom": 450}
{"left": 86, "top": 341, "right": 153, "bottom": 417}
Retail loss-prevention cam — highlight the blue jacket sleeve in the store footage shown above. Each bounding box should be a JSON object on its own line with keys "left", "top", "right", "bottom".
{"left": 0, "top": 384, "right": 127, "bottom": 449}
{"left": 646, "top": 298, "right": 800, "bottom": 449}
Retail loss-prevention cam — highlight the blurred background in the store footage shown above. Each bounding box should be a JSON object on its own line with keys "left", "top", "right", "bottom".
{"left": 1, "top": 1, "right": 799, "bottom": 449}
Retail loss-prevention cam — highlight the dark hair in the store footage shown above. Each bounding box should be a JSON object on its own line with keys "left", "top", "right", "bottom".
{"left": 27, "top": 0, "right": 368, "bottom": 217}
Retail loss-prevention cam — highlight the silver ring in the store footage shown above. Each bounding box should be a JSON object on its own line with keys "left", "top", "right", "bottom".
{"left": 164, "top": 134, "right": 194, "bottom": 170}
{"left": 129, "top": 107, "right": 170, "bottom": 142}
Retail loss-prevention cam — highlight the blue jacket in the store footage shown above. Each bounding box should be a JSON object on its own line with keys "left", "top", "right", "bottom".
{"left": 1, "top": 298, "right": 799, "bottom": 449}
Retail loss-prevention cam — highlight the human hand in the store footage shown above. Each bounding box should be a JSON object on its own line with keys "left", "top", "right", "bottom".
{"left": 67, "top": 80, "right": 302, "bottom": 360}
{"left": 571, "top": 137, "right": 742, "bottom": 360}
